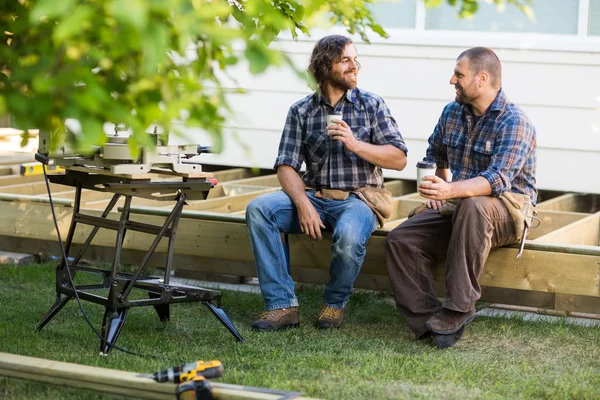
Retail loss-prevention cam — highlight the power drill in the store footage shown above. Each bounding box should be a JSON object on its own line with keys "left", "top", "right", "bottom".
{"left": 151, "top": 360, "right": 223, "bottom": 383}
{"left": 176, "top": 376, "right": 213, "bottom": 400}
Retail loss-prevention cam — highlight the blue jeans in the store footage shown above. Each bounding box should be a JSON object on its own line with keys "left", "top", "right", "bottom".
{"left": 246, "top": 190, "right": 378, "bottom": 311}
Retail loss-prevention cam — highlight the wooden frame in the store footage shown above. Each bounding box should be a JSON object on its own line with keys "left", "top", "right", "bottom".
{"left": 0, "top": 166, "right": 598, "bottom": 313}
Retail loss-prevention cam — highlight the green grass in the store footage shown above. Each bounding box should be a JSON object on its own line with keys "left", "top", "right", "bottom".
{"left": 1, "top": 263, "right": 599, "bottom": 400}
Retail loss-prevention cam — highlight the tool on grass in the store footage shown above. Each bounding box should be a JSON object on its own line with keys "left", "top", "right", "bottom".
{"left": 143, "top": 360, "right": 223, "bottom": 399}
{"left": 149, "top": 360, "right": 224, "bottom": 383}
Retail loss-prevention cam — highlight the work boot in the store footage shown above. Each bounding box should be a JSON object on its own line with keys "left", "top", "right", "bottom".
{"left": 316, "top": 305, "right": 344, "bottom": 329}
{"left": 251, "top": 307, "right": 299, "bottom": 331}
{"left": 425, "top": 307, "right": 476, "bottom": 335}
{"left": 431, "top": 326, "right": 466, "bottom": 349}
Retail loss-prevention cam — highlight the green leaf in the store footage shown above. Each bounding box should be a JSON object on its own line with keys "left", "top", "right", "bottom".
{"left": 30, "top": 0, "right": 77, "bottom": 23}
{"left": 245, "top": 43, "right": 270, "bottom": 75}
{"left": 53, "top": 5, "right": 94, "bottom": 43}
{"left": 78, "top": 118, "right": 106, "bottom": 153}
{"left": 0, "top": 96, "right": 6, "bottom": 114}
{"left": 424, "top": 0, "right": 444, "bottom": 8}
{"left": 142, "top": 25, "right": 168, "bottom": 75}
{"left": 369, "top": 23, "right": 388, "bottom": 39}
{"left": 108, "top": 0, "right": 149, "bottom": 30}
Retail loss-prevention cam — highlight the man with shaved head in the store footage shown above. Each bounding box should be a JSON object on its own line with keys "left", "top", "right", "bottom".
{"left": 386, "top": 47, "right": 537, "bottom": 349}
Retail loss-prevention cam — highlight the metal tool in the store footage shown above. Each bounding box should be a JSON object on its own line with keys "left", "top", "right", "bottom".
{"left": 516, "top": 207, "right": 540, "bottom": 260}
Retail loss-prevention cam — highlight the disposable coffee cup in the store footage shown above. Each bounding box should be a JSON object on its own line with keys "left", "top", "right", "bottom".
{"left": 416, "top": 160, "right": 437, "bottom": 185}
{"left": 327, "top": 112, "right": 343, "bottom": 127}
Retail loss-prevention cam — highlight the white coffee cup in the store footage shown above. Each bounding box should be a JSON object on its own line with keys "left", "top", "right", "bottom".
{"left": 416, "top": 160, "right": 437, "bottom": 185}
{"left": 327, "top": 112, "right": 343, "bottom": 127}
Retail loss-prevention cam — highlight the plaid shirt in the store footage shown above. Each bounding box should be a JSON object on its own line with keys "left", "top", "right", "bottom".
{"left": 425, "top": 88, "right": 537, "bottom": 204}
{"left": 274, "top": 88, "right": 407, "bottom": 190}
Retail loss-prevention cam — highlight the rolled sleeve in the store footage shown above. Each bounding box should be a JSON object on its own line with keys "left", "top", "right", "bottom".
{"left": 425, "top": 117, "right": 449, "bottom": 169}
{"left": 273, "top": 107, "right": 304, "bottom": 172}
{"left": 478, "top": 117, "right": 535, "bottom": 197}
{"left": 370, "top": 101, "right": 408, "bottom": 155}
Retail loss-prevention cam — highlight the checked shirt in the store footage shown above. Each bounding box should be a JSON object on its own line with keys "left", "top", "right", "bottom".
{"left": 425, "top": 88, "right": 537, "bottom": 204}
{"left": 274, "top": 88, "right": 407, "bottom": 191}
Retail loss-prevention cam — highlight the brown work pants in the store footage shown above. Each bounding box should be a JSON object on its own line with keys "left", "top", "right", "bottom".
{"left": 385, "top": 196, "right": 518, "bottom": 338}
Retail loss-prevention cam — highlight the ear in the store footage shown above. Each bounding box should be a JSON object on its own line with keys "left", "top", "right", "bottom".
{"left": 478, "top": 72, "right": 489, "bottom": 87}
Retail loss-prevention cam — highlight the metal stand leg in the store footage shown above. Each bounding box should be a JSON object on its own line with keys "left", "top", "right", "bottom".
{"left": 149, "top": 292, "right": 170, "bottom": 322}
{"left": 203, "top": 301, "right": 244, "bottom": 343}
{"left": 36, "top": 296, "right": 73, "bottom": 331}
{"left": 100, "top": 307, "right": 129, "bottom": 355}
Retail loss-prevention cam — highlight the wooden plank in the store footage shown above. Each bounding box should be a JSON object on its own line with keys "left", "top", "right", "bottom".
{"left": 0, "top": 352, "right": 319, "bottom": 400}
{"left": 220, "top": 184, "right": 277, "bottom": 197}
{"left": 184, "top": 188, "right": 278, "bottom": 213}
{"left": 0, "top": 199, "right": 598, "bottom": 303}
{"left": 223, "top": 174, "right": 280, "bottom": 187}
{"left": 0, "top": 174, "right": 43, "bottom": 187}
{"left": 0, "top": 181, "right": 70, "bottom": 196}
{"left": 388, "top": 197, "right": 424, "bottom": 221}
{"left": 1, "top": 233, "right": 598, "bottom": 314}
{"left": 534, "top": 212, "right": 600, "bottom": 246}
{"left": 531, "top": 210, "right": 590, "bottom": 240}
{"left": 536, "top": 193, "right": 580, "bottom": 211}
{"left": 536, "top": 193, "right": 600, "bottom": 213}
{"left": 0, "top": 166, "right": 15, "bottom": 176}
{"left": 555, "top": 294, "right": 600, "bottom": 314}
{"left": 384, "top": 180, "right": 417, "bottom": 197}
{"left": 204, "top": 167, "right": 254, "bottom": 182}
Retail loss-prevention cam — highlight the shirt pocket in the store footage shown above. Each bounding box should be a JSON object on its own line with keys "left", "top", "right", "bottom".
{"left": 343, "top": 126, "right": 371, "bottom": 160}
{"left": 303, "top": 130, "right": 328, "bottom": 163}
{"left": 442, "top": 125, "right": 462, "bottom": 148}
{"left": 472, "top": 134, "right": 496, "bottom": 170}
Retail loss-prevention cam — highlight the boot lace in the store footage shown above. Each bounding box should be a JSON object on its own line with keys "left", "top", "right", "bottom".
{"left": 319, "top": 306, "right": 343, "bottom": 320}
{"left": 260, "top": 308, "right": 289, "bottom": 321}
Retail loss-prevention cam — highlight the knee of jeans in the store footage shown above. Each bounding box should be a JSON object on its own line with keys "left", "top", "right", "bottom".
{"left": 332, "top": 232, "right": 367, "bottom": 260}
{"left": 246, "top": 197, "right": 268, "bottom": 224}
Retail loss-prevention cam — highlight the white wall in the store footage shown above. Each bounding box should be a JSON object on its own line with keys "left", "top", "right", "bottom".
{"left": 192, "top": 32, "right": 600, "bottom": 194}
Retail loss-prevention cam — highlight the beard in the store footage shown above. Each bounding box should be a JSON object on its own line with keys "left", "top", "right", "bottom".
{"left": 455, "top": 83, "right": 477, "bottom": 105}
{"left": 327, "top": 71, "right": 357, "bottom": 91}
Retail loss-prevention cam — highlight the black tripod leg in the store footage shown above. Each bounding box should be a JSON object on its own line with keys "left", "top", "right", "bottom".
{"left": 148, "top": 292, "right": 170, "bottom": 322}
{"left": 36, "top": 296, "right": 73, "bottom": 331}
{"left": 100, "top": 308, "right": 129, "bottom": 355}
{"left": 203, "top": 301, "right": 244, "bottom": 343}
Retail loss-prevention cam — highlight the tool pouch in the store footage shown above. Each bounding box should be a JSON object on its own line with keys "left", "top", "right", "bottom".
{"left": 499, "top": 191, "right": 536, "bottom": 241}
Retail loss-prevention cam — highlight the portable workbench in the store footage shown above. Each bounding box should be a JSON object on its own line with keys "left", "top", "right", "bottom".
{"left": 36, "top": 166, "right": 244, "bottom": 354}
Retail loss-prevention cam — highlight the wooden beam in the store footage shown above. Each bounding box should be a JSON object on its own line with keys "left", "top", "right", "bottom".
{"left": 531, "top": 210, "right": 590, "bottom": 240}
{"left": 184, "top": 188, "right": 278, "bottom": 213}
{"left": 0, "top": 352, "right": 319, "bottom": 400}
{"left": 384, "top": 180, "right": 417, "bottom": 197}
{"left": 534, "top": 212, "right": 600, "bottom": 246}
{"left": 1, "top": 197, "right": 599, "bottom": 308}
{"left": 536, "top": 193, "right": 580, "bottom": 211}
{"left": 536, "top": 193, "right": 599, "bottom": 213}
{"left": 209, "top": 167, "right": 254, "bottom": 182}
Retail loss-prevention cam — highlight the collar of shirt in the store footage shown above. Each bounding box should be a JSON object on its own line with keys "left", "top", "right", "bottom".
{"left": 310, "top": 88, "right": 362, "bottom": 113}
{"left": 460, "top": 87, "right": 508, "bottom": 119}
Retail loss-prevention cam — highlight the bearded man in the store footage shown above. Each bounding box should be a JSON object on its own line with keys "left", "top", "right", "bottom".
{"left": 246, "top": 35, "right": 407, "bottom": 331}
{"left": 386, "top": 47, "right": 537, "bottom": 349}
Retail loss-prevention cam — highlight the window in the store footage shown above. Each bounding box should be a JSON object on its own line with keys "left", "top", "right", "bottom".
{"left": 425, "top": 0, "right": 579, "bottom": 34}
{"left": 369, "top": 0, "right": 417, "bottom": 29}
{"left": 591, "top": 0, "right": 600, "bottom": 35}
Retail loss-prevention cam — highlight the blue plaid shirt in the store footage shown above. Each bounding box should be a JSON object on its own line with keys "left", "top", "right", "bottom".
{"left": 425, "top": 88, "right": 537, "bottom": 204}
{"left": 274, "top": 88, "right": 407, "bottom": 190}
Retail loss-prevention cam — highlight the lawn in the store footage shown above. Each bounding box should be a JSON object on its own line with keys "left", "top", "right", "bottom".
{"left": 1, "top": 263, "right": 599, "bottom": 399}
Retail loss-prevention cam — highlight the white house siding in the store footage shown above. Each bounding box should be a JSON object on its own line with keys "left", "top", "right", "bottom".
{"left": 190, "top": 32, "right": 600, "bottom": 194}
